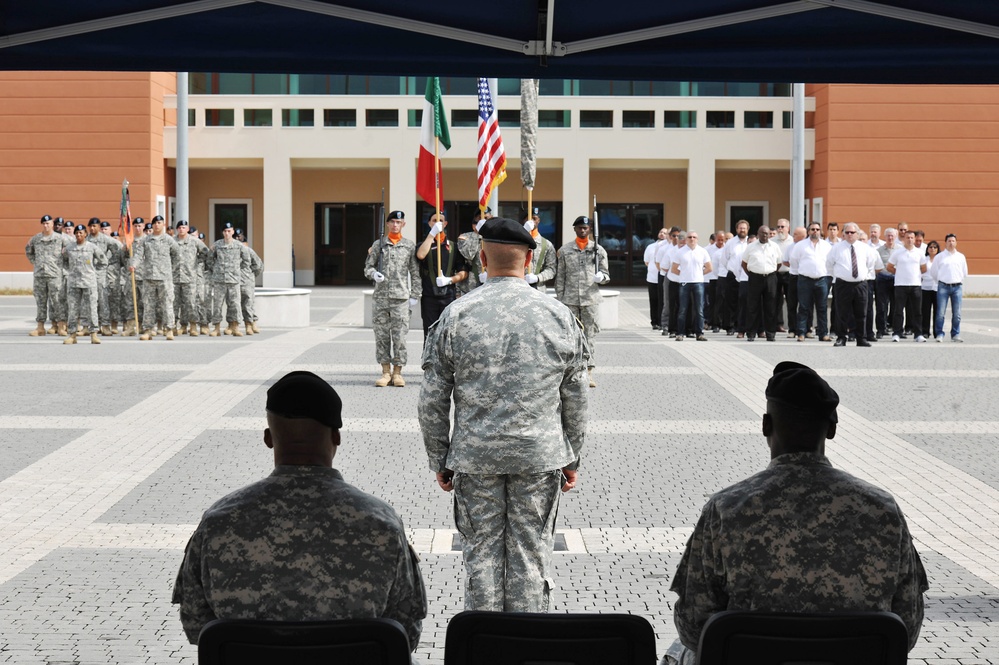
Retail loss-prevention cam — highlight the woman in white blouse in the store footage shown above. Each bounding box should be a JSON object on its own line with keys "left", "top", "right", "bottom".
{"left": 920, "top": 240, "right": 940, "bottom": 339}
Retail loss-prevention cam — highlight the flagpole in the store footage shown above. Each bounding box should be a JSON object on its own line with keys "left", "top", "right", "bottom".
{"left": 434, "top": 135, "right": 443, "bottom": 277}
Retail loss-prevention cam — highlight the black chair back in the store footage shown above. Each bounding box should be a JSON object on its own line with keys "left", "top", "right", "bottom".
{"left": 198, "top": 618, "right": 411, "bottom": 665}
{"left": 444, "top": 611, "right": 658, "bottom": 665}
{"left": 695, "top": 611, "right": 909, "bottom": 665}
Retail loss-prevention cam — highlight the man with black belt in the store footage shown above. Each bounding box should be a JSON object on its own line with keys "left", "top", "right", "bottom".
{"left": 741, "top": 225, "right": 783, "bottom": 342}
{"left": 874, "top": 228, "right": 898, "bottom": 339}
{"left": 789, "top": 222, "right": 832, "bottom": 342}
{"left": 772, "top": 218, "right": 794, "bottom": 334}
{"left": 826, "top": 222, "right": 882, "bottom": 347}
{"left": 721, "top": 221, "right": 750, "bottom": 337}
{"left": 416, "top": 212, "right": 468, "bottom": 339}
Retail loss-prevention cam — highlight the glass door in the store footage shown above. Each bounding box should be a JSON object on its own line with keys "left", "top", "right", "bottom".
{"left": 595, "top": 204, "right": 663, "bottom": 286}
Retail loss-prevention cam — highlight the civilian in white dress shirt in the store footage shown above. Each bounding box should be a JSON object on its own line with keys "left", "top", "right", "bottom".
{"left": 929, "top": 233, "right": 969, "bottom": 342}
{"left": 790, "top": 222, "right": 833, "bottom": 342}
{"left": 887, "top": 231, "right": 928, "bottom": 342}
{"left": 670, "top": 232, "right": 712, "bottom": 341}
{"left": 826, "top": 222, "right": 882, "bottom": 347}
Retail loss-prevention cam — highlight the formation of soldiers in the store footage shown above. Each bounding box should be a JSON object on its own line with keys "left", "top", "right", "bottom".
{"left": 365, "top": 208, "right": 608, "bottom": 388}
{"left": 25, "top": 215, "right": 263, "bottom": 344}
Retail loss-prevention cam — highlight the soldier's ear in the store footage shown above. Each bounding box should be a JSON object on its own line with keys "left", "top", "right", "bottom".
{"left": 761, "top": 413, "right": 773, "bottom": 437}
{"left": 826, "top": 421, "right": 837, "bottom": 440}
{"left": 263, "top": 428, "right": 274, "bottom": 449}
{"left": 331, "top": 430, "right": 341, "bottom": 448}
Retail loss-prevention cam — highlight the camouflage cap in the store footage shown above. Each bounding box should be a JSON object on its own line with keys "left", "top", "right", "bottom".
{"left": 480, "top": 217, "right": 537, "bottom": 250}
{"left": 266, "top": 371, "right": 343, "bottom": 430}
{"left": 766, "top": 361, "right": 839, "bottom": 423}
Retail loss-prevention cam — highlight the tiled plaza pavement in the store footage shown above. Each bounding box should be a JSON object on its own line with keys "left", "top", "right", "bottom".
{"left": 0, "top": 286, "right": 998, "bottom": 664}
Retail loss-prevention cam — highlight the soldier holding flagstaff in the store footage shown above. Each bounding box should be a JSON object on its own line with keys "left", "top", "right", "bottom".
{"left": 523, "top": 207, "right": 556, "bottom": 289}
{"left": 416, "top": 212, "right": 468, "bottom": 338}
{"left": 456, "top": 208, "right": 490, "bottom": 296}
{"left": 556, "top": 216, "right": 609, "bottom": 388}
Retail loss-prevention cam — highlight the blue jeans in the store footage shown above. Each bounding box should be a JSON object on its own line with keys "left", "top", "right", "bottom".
{"left": 676, "top": 282, "right": 705, "bottom": 336}
{"left": 936, "top": 282, "right": 962, "bottom": 338}
{"left": 797, "top": 276, "right": 830, "bottom": 338}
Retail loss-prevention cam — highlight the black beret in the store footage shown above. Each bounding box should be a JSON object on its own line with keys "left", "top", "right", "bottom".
{"left": 766, "top": 361, "right": 839, "bottom": 423}
{"left": 54, "top": 217, "right": 65, "bottom": 224}
{"left": 74, "top": 224, "right": 86, "bottom": 233}
{"left": 144, "top": 223, "right": 152, "bottom": 231}
{"left": 266, "top": 371, "right": 343, "bottom": 429}
{"left": 387, "top": 210, "right": 405, "bottom": 221}
{"left": 175, "top": 219, "right": 189, "bottom": 227}
{"left": 151, "top": 215, "right": 164, "bottom": 223}
{"left": 133, "top": 217, "right": 145, "bottom": 225}
{"left": 88, "top": 217, "right": 101, "bottom": 226}
{"left": 198, "top": 233, "right": 205, "bottom": 239}
{"left": 235, "top": 228, "right": 243, "bottom": 235}
{"left": 40, "top": 215, "right": 52, "bottom": 223}
{"left": 573, "top": 216, "right": 591, "bottom": 227}
{"left": 222, "top": 221, "right": 234, "bottom": 229}
{"left": 110, "top": 231, "right": 119, "bottom": 237}
{"left": 100, "top": 221, "right": 111, "bottom": 228}
{"left": 480, "top": 217, "right": 537, "bottom": 250}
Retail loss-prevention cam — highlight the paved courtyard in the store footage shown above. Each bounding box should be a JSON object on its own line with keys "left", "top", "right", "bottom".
{"left": 0, "top": 286, "right": 997, "bottom": 664}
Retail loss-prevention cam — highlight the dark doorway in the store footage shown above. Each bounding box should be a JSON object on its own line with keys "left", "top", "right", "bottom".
{"left": 415, "top": 200, "right": 563, "bottom": 248}
{"left": 213, "top": 203, "right": 247, "bottom": 241}
{"left": 595, "top": 204, "right": 663, "bottom": 286}
{"left": 729, "top": 205, "right": 765, "bottom": 235}
{"left": 315, "top": 203, "right": 378, "bottom": 285}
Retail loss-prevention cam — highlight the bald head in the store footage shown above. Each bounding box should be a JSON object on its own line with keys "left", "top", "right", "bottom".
{"left": 264, "top": 413, "right": 339, "bottom": 467}
{"left": 480, "top": 242, "right": 532, "bottom": 278}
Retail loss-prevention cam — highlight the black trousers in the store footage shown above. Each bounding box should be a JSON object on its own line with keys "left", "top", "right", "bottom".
{"left": 706, "top": 279, "right": 718, "bottom": 328}
{"left": 833, "top": 280, "right": 868, "bottom": 339}
{"left": 775, "top": 271, "right": 791, "bottom": 328}
{"left": 723, "top": 274, "right": 739, "bottom": 331}
{"left": 875, "top": 274, "right": 895, "bottom": 334}
{"left": 647, "top": 282, "right": 661, "bottom": 327}
{"left": 783, "top": 273, "right": 798, "bottom": 333}
{"left": 421, "top": 294, "right": 453, "bottom": 339}
{"left": 894, "top": 285, "right": 922, "bottom": 338}
{"left": 668, "top": 280, "right": 680, "bottom": 334}
{"left": 746, "top": 272, "right": 778, "bottom": 339}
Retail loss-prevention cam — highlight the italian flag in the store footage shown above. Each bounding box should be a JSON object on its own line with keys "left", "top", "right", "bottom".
{"left": 417, "top": 77, "right": 451, "bottom": 207}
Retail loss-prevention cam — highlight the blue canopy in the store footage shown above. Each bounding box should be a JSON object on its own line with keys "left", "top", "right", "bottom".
{"left": 2, "top": 1, "right": 999, "bottom": 83}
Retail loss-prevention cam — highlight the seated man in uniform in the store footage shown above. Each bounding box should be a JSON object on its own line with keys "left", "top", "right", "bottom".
{"left": 172, "top": 371, "right": 426, "bottom": 651}
{"left": 664, "top": 361, "right": 928, "bottom": 664}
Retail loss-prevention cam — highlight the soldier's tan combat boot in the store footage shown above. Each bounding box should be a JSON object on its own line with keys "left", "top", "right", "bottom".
{"left": 110, "top": 320, "right": 118, "bottom": 335}
{"left": 189, "top": 322, "right": 199, "bottom": 337}
{"left": 374, "top": 363, "right": 392, "bottom": 387}
{"left": 124, "top": 320, "right": 137, "bottom": 337}
{"left": 391, "top": 365, "right": 406, "bottom": 387}
{"left": 200, "top": 324, "right": 210, "bottom": 336}
{"left": 251, "top": 321, "right": 260, "bottom": 333}
{"left": 223, "top": 322, "right": 233, "bottom": 335}
{"left": 100, "top": 325, "right": 112, "bottom": 336}
{"left": 165, "top": 329, "right": 174, "bottom": 341}
{"left": 588, "top": 368, "right": 597, "bottom": 388}
{"left": 231, "top": 324, "right": 244, "bottom": 338}
{"left": 57, "top": 321, "right": 68, "bottom": 337}
{"left": 29, "top": 322, "right": 46, "bottom": 337}
{"left": 209, "top": 324, "right": 221, "bottom": 337}
{"left": 178, "top": 324, "right": 187, "bottom": 335}
{"left": 139, "top": 330, "right": 153, "bottom": 341}
{"left": 63, "top": 333, "right": 77, "bottom": 345}
{"left": 48, "top": 323, "right": 58, "bottom": 335}
{"left": 90, "top": 332, "right": 101, "bottom": 345}
{"left": 244, "top": 322, "right": 254, "bottom": 336}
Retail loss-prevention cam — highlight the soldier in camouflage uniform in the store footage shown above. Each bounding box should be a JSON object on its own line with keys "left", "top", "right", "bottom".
{"left": 420, "top": 218, "right": 587, "bottom": 613}
{"left": 664, "top": 361, "right": 928, "bottom": 665}
{"left": 102, "top": 224, "right": 124, "bottom": 333}
{"left": 523, "top": 208, "right": 556, "bottom": 289}
{"left": 172, "top": 221, "right": 207, "bottom": 336}
{"left": 86, "top": 218, "right": 119, "bottom": 336}
{"left": 62, "top": 224, "right": 107, "bottom": 344}
{"left": 131, "top": 215, "right": 179, "bottom": 341}
{"left": 192, "top": 229, "right": 212, "bottom": 335}
{"left": 119, "top": 217, "right": 146, "bottom": 336}
{"left": 238, "top": 232, "right": 264, "bottom": 334}
{"left": 208, "top": 221, "right": 251, "bottom": 337}
{"left": 25, "top": 214, "right": 70, "bottom": 337}
{"left": 455, "top": 207, "right": 491, "bottom": 297}
{"left": 173, "top": 371, "right": 426, "bottom": 649}
{"left": 555, "top": 216, "right": 610, "bottom": 388}
{"left": 363, "top": 210, "right": 421, "bottom": 387}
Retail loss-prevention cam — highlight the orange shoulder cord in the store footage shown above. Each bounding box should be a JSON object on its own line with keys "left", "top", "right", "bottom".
{"left": 436, "top": 232, "right": 447, "bottom": 246}
{"left": 575, "top": 236, "right": 589, "bottom": 251}
{"left": 387, "top": 231, "right": 402, "bottom": 244}
{"left": 530, "top": 228, "right": 540, "bottom": 239}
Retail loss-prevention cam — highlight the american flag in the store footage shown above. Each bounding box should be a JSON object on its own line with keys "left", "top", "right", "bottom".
{"left": 477, "top": 78, "right": 507, "bottom": 211}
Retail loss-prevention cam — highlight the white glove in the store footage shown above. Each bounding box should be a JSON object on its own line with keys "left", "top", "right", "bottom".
{"left": 372, "top": 271, "right": 385, "bottom": 283}
{"left": 523, "top": 220, "right": 535, "bottom": 233}
{"left": 475, "top": 220, "right": 486, "bottom": 232}
{"left": 592, "top": 271, "right": 605, "bottom": 284}
{"left": 430, "top": 222, "right": 444, "bottom": 236}
{"left": 525, "top": 273, "right": 539, "bottom": 284}
{"left": 408, "top": 298, "right": 418, "bottom": 308}
{"left": 436, "top": 275, "right": 452, "bottom": 287}
{"left": 478, "top": 271, "right": 488, "bottom": 283}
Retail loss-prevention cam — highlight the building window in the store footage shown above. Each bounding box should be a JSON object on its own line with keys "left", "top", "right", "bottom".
{"left": 497, "top": 109, "right": 520, "bottom": 127}
{"left": 580, "top": 110, "right": 612, "bottom": 128}
{"left": 323, "top": 109, "right": 356, "bottom": 127}
{"left": 539, "top": 110, "right": 570, "bottom": 128}
{"left": 622, "top": 110, "right": 654, "bottom": 128}
{"left": 366, "top": 109, "right": 399, "bottom": 127}
{"left": 706, "top": 111, "right": 735, "bottom": 128}
{"left": 244, "top": 109, "right": 273, "bottom": 127}
{"left": 783, "top": 111, "right": 792, "bottom": 129}
{"left": 282, "top": 109, "right": 315, "bottom": 127}
{"left": 204, "top": 109, "right": 234, "bottom": 127}
{"left": 744, "top": 111, "right": 773, "bottom": 129}
{"left": 451, "top": 110, "right": 477, "bottom": 128}
{"left": 408, "top": 109, "right": 422, "bottom": 127}
{"left": 187, "top": 109, "right": 196, "bottom": 127}
{"left": 663, "top": 110, "right": 696, "bottom": 128}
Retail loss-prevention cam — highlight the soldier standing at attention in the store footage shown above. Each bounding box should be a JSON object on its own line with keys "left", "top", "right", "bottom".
{"left": 237, "top": 230, "right": 264, "bottom": 334}
{"left": 131, "top": 215, "right": 179, "bottom": 341}
{"left": 86, "top": 217, "right": 119, "bottom": 336}
{"left": 100, "top": 222, "right": 124, "bottom": 334}
{"left": 208, "top": 221, "right": 251, "bottom": 337}
{"left": 455, "top": 207, "right": 491, "bottom": 296}
{"left": 363, "top": 210, "right": 421, "bottom": 387}
{"left": 523, "top": 207, "right": 556, "bottom": 289}
{"left": 172, "top": 220, "right": 205, "bottom": 337}
{"left": 415, "top": 212, "right": 468, "bottom": 339}
{"left": 190, "top": 227, "right": 212, "bottom": 336}
{"left": 420, "top": 218, "right": 587, "bottom": 613}
{"left": 555, "top": 216, "right": 609, "bottom": 388}
{"left": 119, "top": 217, "right": 146, "bottom": 336}
{"left": 172, "top": 371, "right": 426, "bottom": 650}
{"left": 62, "top": 224, "right": 107, "bottom": 345}
{"left": 25, "top": 214, "right": 70, "bottom": 337}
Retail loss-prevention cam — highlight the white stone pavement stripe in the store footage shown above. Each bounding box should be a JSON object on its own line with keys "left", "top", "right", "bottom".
{"left": 63, "top": 523, "right": 695, "bottom": 555}
{"left": 669, "top": 341, "right": 999, "bottom": 591}
{"left": 0, "top": 326, "right": 348, "bottom": 586}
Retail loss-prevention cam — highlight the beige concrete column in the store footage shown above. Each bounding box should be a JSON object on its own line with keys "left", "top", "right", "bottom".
{"left": 263, "top": 155, "right": 293, "bottom": 288}
{"left": 561, "top": 157, "right": 590, "bottom": 246}
{"left": 390, "top": 155, "right": 418, "bottom": 241}
{"left": 686, "top": 155, "right": 716, "bottom": 238}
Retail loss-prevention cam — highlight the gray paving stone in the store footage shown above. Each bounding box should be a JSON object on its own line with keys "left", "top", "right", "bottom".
{"left": 0, "top": 429, "right": 87, "bottom": 482}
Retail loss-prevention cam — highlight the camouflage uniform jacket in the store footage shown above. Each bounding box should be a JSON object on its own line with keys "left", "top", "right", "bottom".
{"left": 419, "top": 277, "right": 588, "bottom": 474}
{"left": 555, "top": 240, "right": 609, "bottom": 306}
{"left": 528, "top": 235, "right": 557, "bottom": 284}
{"left": 173, "top": 236, "right": 208, "bottom": 284}
{"left": 132, "top": 234, "right": 179, "bottom": 281}
{"left": 670, "top": 452, "right": 928, "bottom": 653}
{"left": 25, "top": 232, "right": 70, "bottom": 278}
{"left": 62, "top": 240, "right": 107, "bottom": 288}
{"left": 455, "top": 232, "right": 483, "bottom": 295}
{"left": 86, "top": 233, "right": 119, "bottom": 271}
{"left": 208, "top": 239, "right": 250, "bottom": 284}
{"left": 172, "top": 465, "right": 427, "bottom": 648}
{"left": 363, "top": 237, "right": 421, "bottom": 301}
{"left": 241, "top": 245, "right": 264, "bottom": 287}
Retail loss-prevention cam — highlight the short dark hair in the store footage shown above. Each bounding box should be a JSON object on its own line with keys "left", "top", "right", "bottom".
{"left": 945, "top": 233, "right": 957, "bottom": 241}
{"left": 826, "top": 222, "right": 839, "bottom": 230}
{"left": 926, "top": 240, "right": 940, "bottom": 252}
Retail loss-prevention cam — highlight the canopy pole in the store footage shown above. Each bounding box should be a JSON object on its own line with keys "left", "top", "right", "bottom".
{"left": 791, "top": 83, "right": 805, "bottom": 229}
{"left": 176, "top": 72, "right": 190, "bottom": 225}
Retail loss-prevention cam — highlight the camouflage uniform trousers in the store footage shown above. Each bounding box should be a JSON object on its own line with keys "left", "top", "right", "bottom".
{"left": 197, "top": 279, "right": 212, "bottom": 325}
{"left": 33, "top": 275, "right": 65, "bottom": 323}
{"left": 212, "top": 282, "right": 243, "bottom": 324}
{"left": 564, "top": 304, "right": 599, "bottom": 368}
{"left": 67, "top": 286, "right": 98, "bottom": 334}
{"left": 173, "top": 283, "right": 198, "bottom": 325}
{"left": 122, "top": 277, "right": 143, "bottom": 323}
{"left": 95, "top": 269, "right": 111, "bottom": 326}
{"left": 240, "top": 284, "right": 257, "bottom": 323}
{"left": 372, "top": 298, "right": 410, "bottom": 366}
{"left": 453, "top": 470, "right": 562, "bottom": 612}
{"left": 141, "top": 279, "right": 175, "bottom": 331}
{"left": 108, "top": 277, "right": 122, "bottom": 323}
